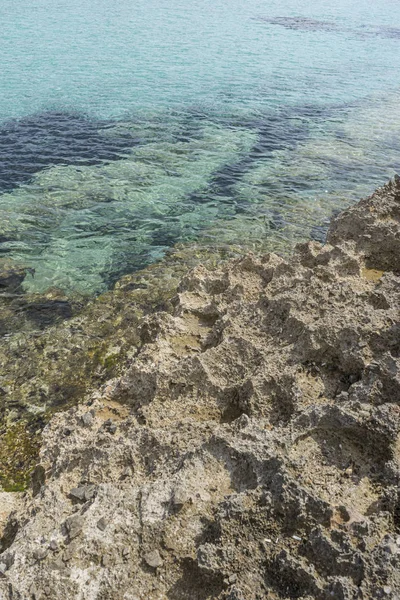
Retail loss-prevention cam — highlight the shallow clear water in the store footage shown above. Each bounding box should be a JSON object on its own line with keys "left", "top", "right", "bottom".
{"left": 1, "top": 0, "right": 400, "bottom": 294}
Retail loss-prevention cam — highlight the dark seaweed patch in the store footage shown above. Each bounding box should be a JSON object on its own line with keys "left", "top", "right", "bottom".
{"left": 378, "top": 26, "right": 400, "bottom": 39}
{"left": 0, "top": 111, "right": 140, "bottom": 193}
{"left": 254, "top": 16, "right": 340, "bottom": 33}
{"left": 0, "top": 235, "right": 15, "bottom": 251}
{"left": 310, "top": 223, "right": 329, "bottom": 243}
{"left": 269, "top": 211, "right": 287, "bottom": 231}
{"left": 255, "top": 16, "right": 400, "bottom": 42}
{"left": 14, "top": 298, "right": 73, "bottom": 328}
{"left": 354, "top": 25, "right": 400, "bottom": 41}
{"left": 0, "top": 100, "right": 376, "bottom": 296}
{"left": 186, "top": 107, "right": 314, "bottom": 209}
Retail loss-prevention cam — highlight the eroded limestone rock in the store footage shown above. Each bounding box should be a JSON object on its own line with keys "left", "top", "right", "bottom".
{"left": 1, "top": 179, "right": 400, "bottom": 599}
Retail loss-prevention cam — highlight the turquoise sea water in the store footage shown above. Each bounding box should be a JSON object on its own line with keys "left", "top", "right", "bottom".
{"left": 1, "top": 0, "right": 400, "bottom": 294}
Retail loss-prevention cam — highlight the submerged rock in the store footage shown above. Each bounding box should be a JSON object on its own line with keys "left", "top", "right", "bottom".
{"left": 0, "top": 260, "right": 30, "bottom": 293}
{"left": 0, "top": 179, "right": 400, "bottom": 598}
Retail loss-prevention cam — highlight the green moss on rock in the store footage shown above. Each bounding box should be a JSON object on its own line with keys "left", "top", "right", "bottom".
{"left": 0, "top": 421, "right": 42, "bottom": 491}
{"left": 0, "top": 243, "right": 237, "bottom": 491}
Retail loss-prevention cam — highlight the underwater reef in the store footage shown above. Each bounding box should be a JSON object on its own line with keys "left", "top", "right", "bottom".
{"left": 0, "top": 178, "right": 400, "bottom": 599}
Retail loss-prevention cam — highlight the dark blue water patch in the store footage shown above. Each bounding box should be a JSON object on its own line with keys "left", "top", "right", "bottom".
{"left": 101, "top": 245, "right": 166, "bottom": 289}
{"left": 0, "top": 111, "right": 141, "bottom": 193}
{"left": 255, "top": 16, "right": 400, "bottom": 42}
{"left": 186, "top": 107, "right": 315, "bottom": 206}
{"left": 97, "top": 203, "right": 207, "bottom": 289}
{"left": 378, "top": 26, "right": 400, "bottom": 40}
{"left": 310, "top": 222, "right": 329, "bottom": 243}
{"left": 254, "top": 16, "right": 340, "bottom": 33}
{"left": 0, "top": 235, "right": 14, "bottom": 248}
{"left": 269, "top": 211, "right": 287, "bottom": 231}
{"left": 0, "top": 100, "right": 388, "bottom": 297}
{"left": 354, "top": 25, "right": 400, "bottom": 41}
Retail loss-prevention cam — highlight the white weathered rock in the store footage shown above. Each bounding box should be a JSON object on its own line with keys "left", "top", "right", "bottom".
{"left": 144, "top": 550, "right": 163, "bottom": 569}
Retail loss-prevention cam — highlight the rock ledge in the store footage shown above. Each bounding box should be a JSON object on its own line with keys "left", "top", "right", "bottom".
{"left": 1, "top": 178, "right": 400, "bottom": 599}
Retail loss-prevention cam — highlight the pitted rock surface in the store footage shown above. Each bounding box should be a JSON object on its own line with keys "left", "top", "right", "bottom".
{"left": 1, "top": 178, "right": 400, "bottom": 599}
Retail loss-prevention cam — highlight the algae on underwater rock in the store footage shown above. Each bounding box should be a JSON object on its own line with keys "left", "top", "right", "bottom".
{"left": 0, "top": 243, "right": 238, "bottom": 491}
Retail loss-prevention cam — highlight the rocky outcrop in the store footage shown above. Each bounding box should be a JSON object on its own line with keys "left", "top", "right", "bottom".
{"left": 1, "top": 178, "right": 400, "bottom": 599}
{"left": 0, "top": 244, "right": 232, "bottom": 491}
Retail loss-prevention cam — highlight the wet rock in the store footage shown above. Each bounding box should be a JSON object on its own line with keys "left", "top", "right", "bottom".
{"left": 22, "top": 299, "right": 73, "bottom": 329}
{"left": 0, "top": 261, "right": 30, "bottom": 293}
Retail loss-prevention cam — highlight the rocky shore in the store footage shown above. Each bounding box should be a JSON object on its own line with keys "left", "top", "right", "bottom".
{"left": 1, "top": 178, "right": 400, "bottom": 599}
